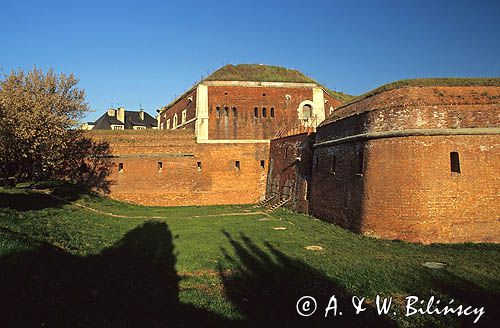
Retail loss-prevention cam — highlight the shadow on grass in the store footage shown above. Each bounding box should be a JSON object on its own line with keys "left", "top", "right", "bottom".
{"left": 428, "top": 270, "right": 500, "bottom": 327}
{"left": 0, "top": 220, "right": 222, "bottom": 327}
{"left": 218, "top": 230, "right": 396, "bottom": 327}
{"left": 0, "top": 182, "right": 100, "bottom": 211}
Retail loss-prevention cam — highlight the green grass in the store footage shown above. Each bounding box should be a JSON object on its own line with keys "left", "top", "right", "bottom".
{"left": 0, "top": 184, "right": 498, "bottom": 327}
{"left": 344, "top": 77, "right": 500, "bottom": 106}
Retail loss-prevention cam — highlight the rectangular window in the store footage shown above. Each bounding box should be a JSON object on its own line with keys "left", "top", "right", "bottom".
{"left": 331, "top": 156, "right": 336, "bottom": 175}
{"left": 262, "top": 107, "right": 267, "bottom": 117}
{"left": 270, "top": 107, "right": 275, "bottom": 118}
{"left": 260, "top": 160, "right": 265, "bottom": 169}
{"left": 118, "top": 162, "right": 124, "bottom": 173}
{"left": 216, "top": 107, "right": 220, "bottom": 118}
{"left": 254, "top": 107, "right": 258, "bottom": 118}
{"left": 357, "top": 152, "right": 364, "bottom": 176}
{"left": 450, "top": 152, "right": 461, "bottom": 174}
{"left": 197, "top": 161, "right": 202, "bottom": 172}
{"left": 166, "top": 119, "right": 170, "bottom": 129}
{"left": 158, "top": 162, "right": 163, "bottom": 172}
{"left": 235, "top": 161, "right": 240, "bottom": 170}
{"left": 285, "top": 147, "right": 288, "bottom": 158}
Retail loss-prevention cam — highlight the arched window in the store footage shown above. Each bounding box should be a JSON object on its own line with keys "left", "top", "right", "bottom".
{"left": 270, "top": 107, "right": 275, "bottom": 118}
{"left": 262, "top": 107, "right": 267, "bottom": 117}
{"left": 302, "top": 104, "right": 312, "bottom": 119}
{"left": 173, "top": 114, "right": 178, "bottom": 128}
{"left": 254, "top": 107, "right": 258, "bottom": 118}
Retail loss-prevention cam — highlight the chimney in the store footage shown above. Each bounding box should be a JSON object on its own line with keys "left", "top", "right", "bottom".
{"left": 107, "top": 108, "right": 116, "bottom": 116}
{"left": 139, "top": 109, "right": 144, "bottom": 121}
{"left": 117, "top": 107, "right": 125, "bottom": 123}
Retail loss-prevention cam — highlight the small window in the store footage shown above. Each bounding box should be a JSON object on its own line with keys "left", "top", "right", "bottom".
{"left": 181, "top": 109, "right": 187, "bottom": 124}
{"left": 173, "top": 114, "right": 178, "bottom": 128}
{"left": 235, "top": 161, "right": 240, "bottom": 170}
{"left": 216, "top": 107, "right": 220, "bottom": 118}
{"left": 270, "top": 107, "right": 275, "bottom": 118}
{"left": 224, "top": 107, "right": 229, "bottom": 117}
{"left": 254, "top": 107, "right": 258, "bottom": 118}
{"left": 302, "top": 104, "right": 312, "bottom": 119}
{"left": 331, "top": 156, "right": 336, "bottom": 175}
{"left": 224, "top": 92, "right": 228, "bottom": 95}
{"left": 232, "top": 107, "right": 237, "bottom": 117}
{"left": 118, "top": 162, "right": 124, "bottom": 173}
{"left": 262, "top": 93, "right": 266, "bottom": 96}
{"left": 450, "top": 152, "right": 460, "bottom": 174}
{"left": 260, "top": 160, "right": 265, "bottom": 169}
{"left": 197, "top": 161, "right": 202, "bottom": 172}
{"left": 262, "top": 107, "right": 267, "bottom": 117}
{"left": 158, "top": 162, "right": 163, "bottom": 172}
{"left": 357, "top": 152, "right": 364, "bottom": 176}
{"left": 285, "top": 147, "right": 288, "bottom": 158}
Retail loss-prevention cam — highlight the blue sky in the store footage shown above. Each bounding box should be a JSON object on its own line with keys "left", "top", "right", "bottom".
{"left": 1, "top": 0, "right": 499, "bottom": 122}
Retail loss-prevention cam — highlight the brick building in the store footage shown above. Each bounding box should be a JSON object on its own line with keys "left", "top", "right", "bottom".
{"left": 267, "top": 80, "right": 500, "bottom": 243}
{"left": 86, "top": 67, "right": 499, "bottom": 243}
{"left": 89, "top": 64, "right": 344, "bottom": 206}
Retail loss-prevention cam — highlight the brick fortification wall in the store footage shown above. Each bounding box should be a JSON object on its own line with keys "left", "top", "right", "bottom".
{"left": 310, "top": 86, "right": 500, "bottom": 243}
{"left": 207, "top": 85, "right": 314, "bottom": 140}
{"left": 159, "top": 89, "right": 197, "bottom": 130}
{"left": 87, "top": 130, "right": 268, "bottom": 206}
{"left": 266, "top": 133, "right": 315, "bottom": 213}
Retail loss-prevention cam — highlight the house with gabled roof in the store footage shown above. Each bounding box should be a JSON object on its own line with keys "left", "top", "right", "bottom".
{"left": 85, "top": 107, "right": 157, "bottom": 130}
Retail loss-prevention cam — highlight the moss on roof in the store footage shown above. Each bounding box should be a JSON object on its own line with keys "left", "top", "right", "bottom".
{"left": 203, "top": 64, "right": 354, "bottom": 102}
{"left": 348, "top": 77, "right": 500, "bottom": 105}
{"left": 204, "top": 64, "right": 317, "bottom": 83}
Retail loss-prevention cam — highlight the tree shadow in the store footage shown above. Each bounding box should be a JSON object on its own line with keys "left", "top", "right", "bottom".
{"left": 0, "top": 220, "right": 222, "bottom": 327}
{"left": 0, "top": 182, "right": 101, "bottom": 211}
{"left": 58, "top": 134, "right": 115, "bottom": 194}
{"left": 218, "top": 230, "right": 396, "bottom": 327}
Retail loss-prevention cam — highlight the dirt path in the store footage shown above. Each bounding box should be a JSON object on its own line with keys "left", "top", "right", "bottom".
{"left": 35, "top": 189, "right": 273, "bottom": 220}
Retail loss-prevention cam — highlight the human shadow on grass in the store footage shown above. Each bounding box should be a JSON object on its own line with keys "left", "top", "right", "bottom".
{"left": 427, "top": 269, "right": 500, "bottom": 327}
{"left": 218, "top": 230, "right": 396, "bottom": 327}
{"left": 0, "top": 220, "right": 223, "bottom": 327}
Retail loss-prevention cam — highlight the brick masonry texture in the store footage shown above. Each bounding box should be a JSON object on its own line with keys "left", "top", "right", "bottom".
{"left": 207, "top": 85, "right": 316, "bottom": 139}
{"left": 267, "top": 133, "right": 314, "bottom": 213}
{"left": 87, "top": 84, "right": 499, "bottom": 244}
{"left": 308, "top": 86, "right": 500, "bottom": 243}
{"left": 160, "top": 89, "right": 197, "bottom": 130}
{"left": 87, "top": 130, "right": 268, "bottom": 206}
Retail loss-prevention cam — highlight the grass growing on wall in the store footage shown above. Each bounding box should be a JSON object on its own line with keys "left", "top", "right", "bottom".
{"left": 0, "top": 184, "right": 498, "bottom": 327}
{"left": 347, "top": 77, "right": 500, "bottom": 105}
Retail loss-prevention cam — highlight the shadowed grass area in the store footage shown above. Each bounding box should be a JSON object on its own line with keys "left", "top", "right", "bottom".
{"left": 0, "top": 185, "right": 498, "bottom": 327}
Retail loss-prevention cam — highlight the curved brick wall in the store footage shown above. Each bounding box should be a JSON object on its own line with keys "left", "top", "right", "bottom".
{"left": 310, "top": 86, "right": 500, "bottom": 243}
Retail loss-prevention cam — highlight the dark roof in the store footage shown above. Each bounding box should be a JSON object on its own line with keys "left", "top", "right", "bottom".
{"left": 92, "top": 109, "right": 157, "bottom": 130}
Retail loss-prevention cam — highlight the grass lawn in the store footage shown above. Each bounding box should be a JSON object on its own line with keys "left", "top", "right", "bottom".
{"left": 0, "top": 184, "right": 498, "bottom": 327}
